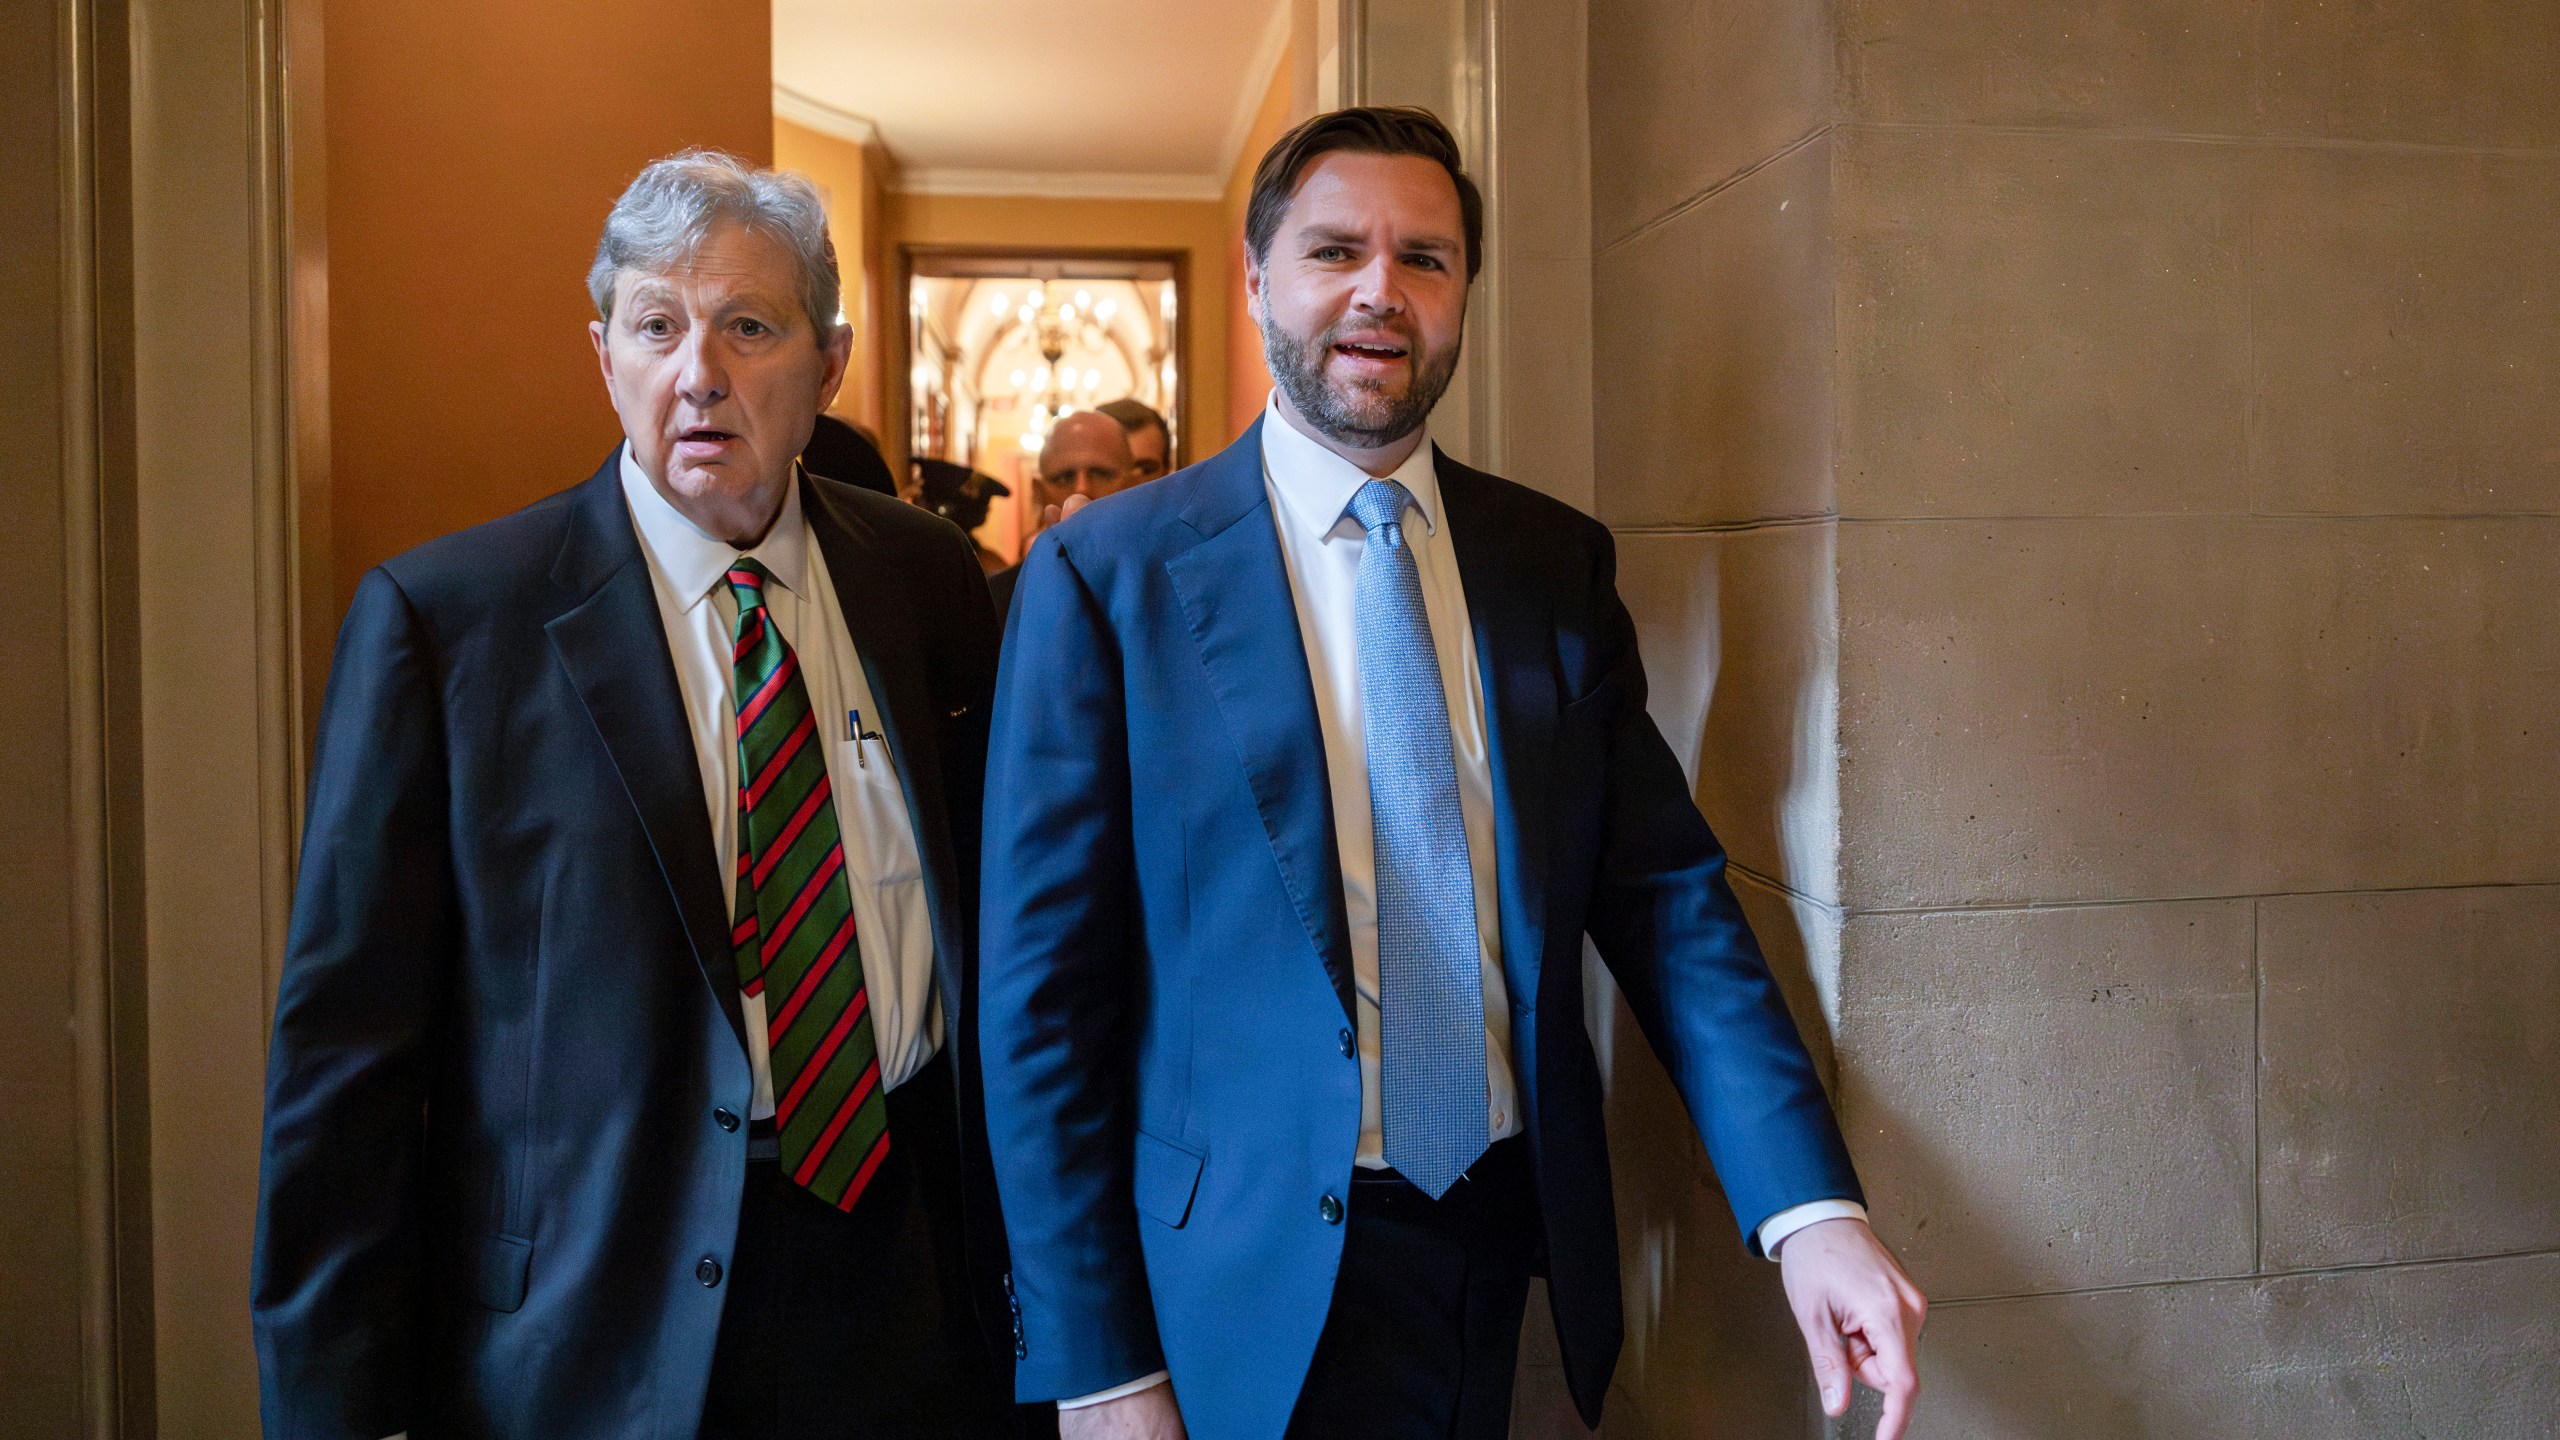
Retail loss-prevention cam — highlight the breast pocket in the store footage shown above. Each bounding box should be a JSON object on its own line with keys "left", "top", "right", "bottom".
{"left": 830, "top": 731, "right": 925, "bottom": 886}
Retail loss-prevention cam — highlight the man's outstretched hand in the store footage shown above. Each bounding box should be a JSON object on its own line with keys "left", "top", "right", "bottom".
{"left": 1057, "top": 1382, "right": 1185, "bottom": 1440}
{"left": 1779, "top": 1217, "right": 1927, "bottom": 1438}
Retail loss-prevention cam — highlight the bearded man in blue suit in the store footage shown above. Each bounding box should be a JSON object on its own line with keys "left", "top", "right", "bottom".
{"left": 978, "top": 107, "right": 1928, "bottom": 1440}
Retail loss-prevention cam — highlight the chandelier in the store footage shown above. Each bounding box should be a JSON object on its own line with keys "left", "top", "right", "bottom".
{"left": 984, "top": 282, "right": 1121, "bottom": 455}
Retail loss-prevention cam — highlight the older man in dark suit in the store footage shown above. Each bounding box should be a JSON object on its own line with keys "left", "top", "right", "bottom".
{"left": 253, "top": 150, "right": 1028, "bottom": 1440}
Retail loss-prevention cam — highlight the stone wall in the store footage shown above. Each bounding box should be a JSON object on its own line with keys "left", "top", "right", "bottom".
{"left": 1582, "top": 1, "right": 2560, "bottom": 1434}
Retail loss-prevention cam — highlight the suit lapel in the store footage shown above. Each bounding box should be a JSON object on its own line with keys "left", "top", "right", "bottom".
{"left": 544, "top": 464, "right": 748, "bottom": 1052}
{"left": 1163, "top": 423, "right": 1358, "bottom": 1021}
{"left": 1440, "top": 456, "right": 1558, "bottom": 1010}
{"left": 801, "top": 477, "right": 967, "bottom": 1003}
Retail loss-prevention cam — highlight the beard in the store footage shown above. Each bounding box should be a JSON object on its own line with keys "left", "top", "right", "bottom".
{"left": 1259, "top": 298, "right": 1463, "bottom": 451}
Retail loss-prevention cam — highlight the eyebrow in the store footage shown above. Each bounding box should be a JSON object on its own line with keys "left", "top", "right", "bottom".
{"left": 1296, "top": 223, "right": 1460, "bottom": 254}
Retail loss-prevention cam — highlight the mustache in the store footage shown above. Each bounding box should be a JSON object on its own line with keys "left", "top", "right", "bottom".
{"left": 1316, "top": 315, "right": 1421, "bottom": 351}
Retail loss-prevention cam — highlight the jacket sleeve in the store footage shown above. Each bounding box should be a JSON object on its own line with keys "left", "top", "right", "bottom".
{"left": 1574, "top": 532, "right": 1865, "bottom": 1253}
{"left": 975, "top": 530, "right": 1166, "bottom": 1400}
{"left": 252, "top": 566, "right": 454, "bottom": 1438}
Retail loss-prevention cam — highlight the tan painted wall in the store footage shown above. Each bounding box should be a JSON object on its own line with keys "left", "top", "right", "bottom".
{"left": 1221, "top": 39, "right": 1300, "bottom": 444}
{"left": 323, "top": 0, "right": 771, "bottom": 617}
{"left": 774, "top": 117, "right": 893, "bottom": 438}
{"left": 885, "top": 192, "right": 1230, "bottom": 468}
{"left": 1589, "top": 0, "right": 2560, "bottom": 1433}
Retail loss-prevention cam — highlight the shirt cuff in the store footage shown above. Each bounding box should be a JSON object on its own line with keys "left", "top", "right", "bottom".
{"left": 1758, "top": 1200, "right": 1870, "bottom": 1259}
{"left": 1057, "top": 1370, "right": 1170, "bottom": 1410}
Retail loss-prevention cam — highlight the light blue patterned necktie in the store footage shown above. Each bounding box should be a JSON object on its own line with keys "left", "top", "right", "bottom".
{"left": 1350, "top": 477, "right": 1487, "bottom": 1199}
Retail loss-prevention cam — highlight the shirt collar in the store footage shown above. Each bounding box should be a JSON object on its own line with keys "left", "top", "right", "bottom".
{"left": 618, "top": 441, "right": 810, "bottom": 611}
{"left": 1258, "top": 394, "right": 1443, "bottom": 544}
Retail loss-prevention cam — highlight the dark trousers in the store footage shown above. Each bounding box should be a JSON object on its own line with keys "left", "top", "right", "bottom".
{"left": 1284, "top": 1138, "right": 1540, "bottom": 1440}
{"left": 701, "top": 1054, "right": 1031, "bottom": 1440}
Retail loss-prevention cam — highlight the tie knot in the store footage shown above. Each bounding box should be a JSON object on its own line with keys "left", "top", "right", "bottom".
{"left": 724, "top": 557, "right": 775, "bottom": 612}
{"left": 1349, "top": 479, "right": 1415, "bottom": 537}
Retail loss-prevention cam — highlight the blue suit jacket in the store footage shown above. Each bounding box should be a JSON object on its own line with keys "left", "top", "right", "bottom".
{"left": 251, "top": 461, "right": 1011, "bottom": 1438}
{"left": 977, "top": 422, "right": 1861, "bottom": 1438}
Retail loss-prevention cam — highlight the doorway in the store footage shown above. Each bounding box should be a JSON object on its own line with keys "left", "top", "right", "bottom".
{"left": 903, "top": 248, "right": 1186, "bottom": 566}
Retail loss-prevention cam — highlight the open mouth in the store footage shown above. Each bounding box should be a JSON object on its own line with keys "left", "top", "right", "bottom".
{"left": 678, "top": 427, "right": 737, "bottom": 444}
{"left": 1331, "top": 338, "right": 1409, "bottom": 364}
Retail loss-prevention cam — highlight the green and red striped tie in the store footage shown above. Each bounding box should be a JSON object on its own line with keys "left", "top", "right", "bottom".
{"left": 725, "top": 559, "right": 891, "bottom": 1210}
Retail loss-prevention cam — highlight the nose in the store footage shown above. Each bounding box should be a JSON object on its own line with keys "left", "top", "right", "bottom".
{"left": 1348, "top": 251, "right": 1404, "bottom": 317}
{"left": 675, "top": 327, "right": 729, "bottom": 406}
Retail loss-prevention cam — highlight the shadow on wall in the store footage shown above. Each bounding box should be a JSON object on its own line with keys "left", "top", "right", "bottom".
{"left": 1521, "top": 526, "right": 1849, "bottom": 1437}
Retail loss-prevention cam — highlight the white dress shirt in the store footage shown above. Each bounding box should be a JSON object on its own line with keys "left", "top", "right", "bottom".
{"left": 1260, "top": 400, "right": 1524, "bottom": 1165}
{"left": 620, "top": 445, "right": 943, "bottom": 1107}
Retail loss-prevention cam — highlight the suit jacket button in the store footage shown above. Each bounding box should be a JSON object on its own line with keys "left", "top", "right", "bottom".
{"left": 1337, "top": 1028, "right": 1354, "bottom": 1058}
{"left": 1319, "top": 1194, "right": 1343, "bottom": 1225}
{"left": 696, "top": 1256, "right": 723, "bottom": 1287}
{"left": 714, "top": 1107, "right": 740, "bottom": 1132}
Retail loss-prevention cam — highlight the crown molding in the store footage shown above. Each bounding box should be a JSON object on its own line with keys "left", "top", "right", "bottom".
{"left": 772, "top": 85, "right": 881, "bottom": 148}
{"left": 892, "top": 168, "right": 1227, "bottom": 202}
{"left": 1213, "top": 0, "right": 1296, "bottom": 188}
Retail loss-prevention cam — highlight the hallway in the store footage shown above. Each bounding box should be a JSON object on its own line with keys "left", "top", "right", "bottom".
{"left": 4, "top": 0, "right": 2555, "bottom": 1435}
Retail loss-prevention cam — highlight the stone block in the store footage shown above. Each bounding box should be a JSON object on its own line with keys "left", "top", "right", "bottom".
{"left": 1596, "top": 137, "right": 1836, "bottom": 528}
{"left": 1837, "top": 516, "right": 2560, "bottom": 907}
{"left": 1619, "top": 523, "right": 1841, "bottom": 904}
{"left": 1905, "top": 1253, "right": 2560, "bottom": 1438}
{"left": 1588, "top": 0, "right": 1833, "bottom": 245}
{"left": 1837, "top": 0, "right": 2560, "bottom": 148}
{"left": 1835, "top": 901, "right": 2256, "bottom": 1299}
{"left": 1836, "top": 129, "right": 2251, "bottom": 519}
{"left": 2259, "top": 885, "right": 2560, "bottom": 1271}
{"left": 1836, "top": 517, "right": 2264, "bottom": 906}
{"left": 2249, "top": 147, "right": 2560, "bottom": 516}
{"left": 2249, "top": 518, "right": 2560, "bottom": 893}
{"left": 2254, "top": 0, "right": 2560, "bottom": 150}
{"left": 1839, "top": 0, "right": 2258, "bottom": 133}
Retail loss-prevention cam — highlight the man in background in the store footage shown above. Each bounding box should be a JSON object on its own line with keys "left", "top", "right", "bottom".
{"left": 988, "top": 409, "right": 1132, "bottom": 622}
{"left": 916, "top": 457, "right": 1012, "bottom": 575}
{"left": 1096, "top": 397, "right": 1171, "bottom": 483}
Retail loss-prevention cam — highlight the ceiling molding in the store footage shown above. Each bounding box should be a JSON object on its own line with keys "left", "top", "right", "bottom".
{"left": 892, "top": 168, "right": 1227, "bottom": 202}
{"left": 773, "top": 84, "right": 882, "bottom": 148}
{"left": 1212, "top": 0, "right": 1296, "bottom": 189}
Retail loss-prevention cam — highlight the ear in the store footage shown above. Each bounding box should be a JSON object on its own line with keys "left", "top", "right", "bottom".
{"left": 590, "top": 319, "right": 617, "bottom": 400}
{"left": 1242, "top": 251, "right": 1266, "bottom": 319}
{"left": 815, "top": 321, "right": 853, "bottom": 411}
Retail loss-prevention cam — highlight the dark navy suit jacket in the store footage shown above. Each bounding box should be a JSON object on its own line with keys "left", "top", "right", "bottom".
{"left": 252, "top": 460, "right": 1009, "bottom": 1439}
{"left": 977, "top": 422, "right": 1862, "bottom": 1438}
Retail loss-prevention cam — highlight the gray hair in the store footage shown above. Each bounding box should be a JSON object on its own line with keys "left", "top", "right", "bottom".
{"left": 587, "top": 149, "right": 842, "bottom": 344}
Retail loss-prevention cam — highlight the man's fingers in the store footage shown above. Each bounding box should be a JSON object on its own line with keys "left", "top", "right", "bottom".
{"left": 1795, "top": 1304, "right": 1855, "bottom": 1417}
{"left": 1857, "top": 1313, "right": 1922, "bottom": 1439}
{"left": 1873, "top": 1371, "right": 1918, "bottom": 1440}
